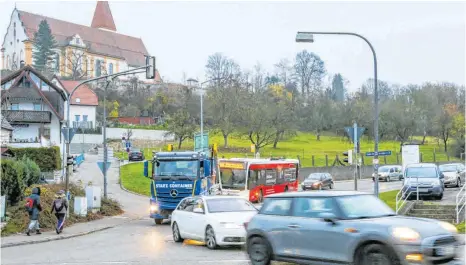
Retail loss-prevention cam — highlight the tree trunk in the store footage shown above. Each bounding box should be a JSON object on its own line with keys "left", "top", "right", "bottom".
{"left": 223, "top": 133, "right": 228, "bottom": 148}
{"left": 273, "top": 131, "right": 281, "bottom": 149}
{"left": 443, "top": 138, "right": 448, "bottom": 152}
{"left": 316, "top": 131, "right": 321, "bottom": 141}
{"left": 421, "top": 132, "right": 427, "bottom": 145}
{"left": 178, "top": 137, "right": 183, "bottom": 149}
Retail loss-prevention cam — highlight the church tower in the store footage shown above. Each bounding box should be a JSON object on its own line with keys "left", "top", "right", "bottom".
{"left": 91, "top": 1, "right": 117, "bottom": 32}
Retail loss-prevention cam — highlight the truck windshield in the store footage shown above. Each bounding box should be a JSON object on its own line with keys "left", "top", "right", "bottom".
{"left": 220, "top": 168, "right": 246, "bottom": 190}
{"left": 155, "top": 160, "right": 198, "bottom": 179}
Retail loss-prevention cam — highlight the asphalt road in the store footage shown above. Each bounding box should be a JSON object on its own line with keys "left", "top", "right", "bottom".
{"left": 1, "top": 155, "right": 463, "bottom": 265}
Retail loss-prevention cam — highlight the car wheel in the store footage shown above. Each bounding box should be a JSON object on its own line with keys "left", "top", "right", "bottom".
{"left": 172, "top": 222, "right": 184, "bottom": 243}
{"left": 258, "top": 190, "right": 264, "bottom": 203}
{"left": 355, "top": 243, "right": 400, "bottom": 265}
{"left": 248, "top": 236, "right": 272, "bottom": 265}
{"left": 387, "top": 176, "right": 391, "bottom": 182}
{"left": 437, "top": 193, "right": 443, "bottom": 200}
{"left": 318, "top": 185, "right": 322, "bottom": 190}
{"left": 457, "top": 178, "right": 461, "bottom": 187}
{"left": 154, "top": 219, "right": 163, "bottom": 225}
{"left": 284, "top": 186, "right": 288, "bottom": 192}
{"left": 329, "top": 182, "right": 334, "bottom": 189}
{"left": 205, "top": 226, "right": 217, "bottom": 250}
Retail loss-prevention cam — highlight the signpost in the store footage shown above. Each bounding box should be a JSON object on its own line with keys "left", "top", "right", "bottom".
{"left": 365, "top": 150, "right": 392, "bottom": 157}
{"left": 194, "top": 132, "right": 209, "bottom": 152}
{"left": 344, "top": 123, "right": 365, "bottom": 191}
{"left": 97, "top": 147, "right": 113, "bottom": 197}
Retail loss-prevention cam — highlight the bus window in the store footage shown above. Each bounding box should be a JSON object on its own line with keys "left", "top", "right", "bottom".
{"left": 284, "top": 168, "right": 297, "bottom": 182}
{"left": 276, "top": 169, "right": 284, "bottom": 184}
{"left": 265, "top": 169, "right": 277, "bottom": 185}
{"left": 220, "top": 168, "right": 247, "bottom": 190}
{"left": 248, "top": 170, "right": 259, "bottom": 189}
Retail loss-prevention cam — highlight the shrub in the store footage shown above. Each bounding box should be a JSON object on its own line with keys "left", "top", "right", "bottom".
{"left": 20, "top": 155, "right": 41, "bottom": 187}
{"left": 9, "top": 146, "right": 61, "bottom": 171}
{"left": 1, "top": 159, "right": 26, "bottom": 205}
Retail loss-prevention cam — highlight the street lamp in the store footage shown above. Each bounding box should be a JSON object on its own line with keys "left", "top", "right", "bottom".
{"left": 295, "top": 31, "right": 381, "bottom": 196}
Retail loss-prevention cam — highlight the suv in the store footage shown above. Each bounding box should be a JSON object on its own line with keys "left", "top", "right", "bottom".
{"left": 402, "top": 163, "right": 444, "bottom": 200}
{"left": 372, "top": 165, "right": 403, "bottom": 182}
{"left": 245, "top": 191, "right": 460, "bottom": 265}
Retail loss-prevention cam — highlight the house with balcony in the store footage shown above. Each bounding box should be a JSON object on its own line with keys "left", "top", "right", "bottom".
{"left": 1, "top": 65, "right": 66, "bottom": 155}
{"left": 51, "top": 77, "right": 98, "bottom": 129}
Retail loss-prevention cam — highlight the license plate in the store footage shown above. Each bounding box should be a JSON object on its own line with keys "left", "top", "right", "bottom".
{"left": 437, "top": 245, "right": 455, "bottom": 256}
{"left": 418, "top": 188, "right": 429, "bottom": 192}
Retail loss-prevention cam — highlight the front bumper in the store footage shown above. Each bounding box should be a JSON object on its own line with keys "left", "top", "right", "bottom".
{"left": 402, "top": 186, "right": 443, "bottom": 197}
{"left": 302, "top": 184, "right": 320, "bottom": 190}
{"left": 394, "top": 235, "right": 460, "bottom": 265}
{"left": 149, "top": 198, "right": 174, "bottom": 219}
{"left": 215, "top": 226, "right": 247, "bottom": 246}
{"left": 444, "top": 178, "right": 457, "bottom": 186}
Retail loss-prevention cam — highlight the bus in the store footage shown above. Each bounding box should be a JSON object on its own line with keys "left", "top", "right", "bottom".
{"left": 218, "top": 158, "right": 300, "bottom": 203}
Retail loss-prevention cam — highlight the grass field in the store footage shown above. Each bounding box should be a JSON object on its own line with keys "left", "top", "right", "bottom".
{"left": 115, "top": 132, "right": 460, "bottom": 167}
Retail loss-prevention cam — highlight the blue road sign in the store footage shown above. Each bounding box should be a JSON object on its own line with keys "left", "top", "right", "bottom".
{"left": 97, "top": 162, "right": 111, "bottom": 175}
{"left": 344, "top": 127, "right": 365, "bottom": 143}
{"left": 61, "top": 127, "right": 76, "bottom": 143}
{"left": 365, "top": 150, "right": 392, "bottom": 157}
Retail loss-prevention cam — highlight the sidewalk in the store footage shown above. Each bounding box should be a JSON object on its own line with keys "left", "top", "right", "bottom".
{"left": 1, "top": 216, "right": 131, "bottom": 248}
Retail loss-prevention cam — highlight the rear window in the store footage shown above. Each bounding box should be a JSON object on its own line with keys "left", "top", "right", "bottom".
{"left": 259, "top": 198, "right": 292, "bottom": 216}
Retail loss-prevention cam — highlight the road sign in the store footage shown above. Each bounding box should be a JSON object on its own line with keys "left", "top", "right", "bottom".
{"left": 365, "top": 150, "right": 392, "bottom": 157}
{"left": 97, "top": 162, "right": 111, "bottom": 175}
{"left": 194, "top": 132, "right": 209, "bottom": 151}
{"left": 61, "top": 127, "right": 76, "bottom": 143}
{"left": 344, "top": 127, "right": 365, "bottom": 143}
{"left": 373, "top": 158, "right": 379, "bottom": 164}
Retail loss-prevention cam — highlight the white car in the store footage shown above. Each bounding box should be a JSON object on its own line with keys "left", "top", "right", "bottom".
{"left": 171, "top": 196, "right": 258, "bottom": 249}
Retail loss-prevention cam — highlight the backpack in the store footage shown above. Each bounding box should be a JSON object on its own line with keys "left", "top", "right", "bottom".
{"left": 25, "top": 197, "right": 35, "bottom": 213}
{"left": 54, "top": 199, "right": 64, "bottom": 212}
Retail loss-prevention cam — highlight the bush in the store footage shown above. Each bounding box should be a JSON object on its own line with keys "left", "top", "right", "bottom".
{"left": 9, "top": 146, "right": 61, "bottom": 171}
{"left": 0, "top": 160, "right": 26, "bottom": 205}
{"left": 19, "top": 155, "right": 41, "bottom": 187}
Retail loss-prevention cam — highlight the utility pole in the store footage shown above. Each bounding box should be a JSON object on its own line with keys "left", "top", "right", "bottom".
{"left": 102, "top": 79, "right": 110, "bottom": 198}
{"left": 353, "top": 122, "right": 358, "bottom": 190}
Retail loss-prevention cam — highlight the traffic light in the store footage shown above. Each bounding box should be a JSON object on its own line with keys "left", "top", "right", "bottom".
{"left": 343, "top": 150, "right": 352, "bottom": 164}
{"left": 167, "top": 144, "right": 173, "bottom": 151}
{"left": 145, "top": 56, "right": 156, "bottom": 79}
{"left": 67, "top": 155, "right": 74, "bottom": 166}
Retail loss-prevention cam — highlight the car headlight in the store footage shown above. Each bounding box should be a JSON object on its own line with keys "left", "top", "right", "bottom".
{"left": 432, "top": 179, "right": 441, "bottom": 186}
{"left": 391, "top": 227, "right": 421, "bottom": 242}
{"left": 220, "top": 222, "right": 242, "bottom": 229}
{"left": 438, "top": 221, "right": 457, "bottom": 233}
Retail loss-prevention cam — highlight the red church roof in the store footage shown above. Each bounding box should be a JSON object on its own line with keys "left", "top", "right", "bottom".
{"left": 91, "top": 1, "right": 117, "bottom": 31}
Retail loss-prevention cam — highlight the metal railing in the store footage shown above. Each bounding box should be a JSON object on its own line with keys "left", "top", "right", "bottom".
{"left": 455, "top": 183, "right": 465, "bottom": 224}
{"left": 396, "top": 177, "right": 419, "bottom": 214}
{"left": 3, "top": 110, "right": 52, "bottom": 123}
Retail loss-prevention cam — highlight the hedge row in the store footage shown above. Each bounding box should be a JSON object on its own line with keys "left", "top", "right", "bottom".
{"left": 9, "top": 146, "right": 61, "bottom": 172}
{"left": 1, "top": 156, "right": 41, "bottom": 204}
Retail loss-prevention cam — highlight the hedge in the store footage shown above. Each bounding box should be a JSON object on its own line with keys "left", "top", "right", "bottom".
{"left": 0, "top": 157, "right": 40, "bottom": 204}
{"left": 9, "top": 146, "right": 61, "bottom": 172}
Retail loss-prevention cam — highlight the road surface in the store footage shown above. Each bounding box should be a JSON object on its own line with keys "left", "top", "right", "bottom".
{"left": 1, "top": 155, "right": 463, "bottom": 265}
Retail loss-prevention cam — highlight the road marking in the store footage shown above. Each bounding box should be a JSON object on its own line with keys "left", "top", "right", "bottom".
{"left": 198, "top": 260, "right": 250, "bottom": 263}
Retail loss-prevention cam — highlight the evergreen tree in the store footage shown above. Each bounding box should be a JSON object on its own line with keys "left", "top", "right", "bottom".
{"left": 331, "top": 73, "right": 346, "bottom": 102}
{"left": 32, "top": 20, "right": 57, "bottom": 73}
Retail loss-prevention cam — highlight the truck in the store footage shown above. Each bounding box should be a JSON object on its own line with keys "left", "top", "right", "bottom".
{"left": 148, "top": 150, "right": 217, "bottom": 224}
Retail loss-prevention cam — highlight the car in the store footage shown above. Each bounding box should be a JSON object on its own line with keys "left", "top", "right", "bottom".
{"left": 372, "top": 165, "right": 402, "bottom": 182}
{"left": 439, "top": 163, "right": 465, "bottom": 188}
{"left": 171, "top": 196, "right": 258, "bottom": 249}
{"left": 301, "top": 173, "right": 334, "bottom": 190}
{"left": 402, "top": 163, "right": 444, "bottom": 200}
{"left": 245, "top": 190, "right": 461, "bottom": 265}
{"left": 128, "top": 148, "right": 145, "bottom": 161}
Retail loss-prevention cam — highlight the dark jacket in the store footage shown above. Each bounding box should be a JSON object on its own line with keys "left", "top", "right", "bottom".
{"left": 28, "top": 187, "right": 42, "bottom": 220}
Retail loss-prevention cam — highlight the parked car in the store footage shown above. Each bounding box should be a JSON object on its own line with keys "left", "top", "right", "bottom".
{"left": 245, "top": 191, "right": 460, "bottom": 265}
{"left": 128, "top": 148, "right": 145, "bottom": 161}
{"left": 402, "top": 163, "right": 444, "bottom": 200}
{"left": 301, "top": 173, "right": 334, "bottom": 190}
{"left": 439, "top": 163, "right": 465, "bottom": 188}
{"left": 171, "top": 196, "right": 258, "bottom": 249}
{"left": 372, "top": 165, "right": 402, "bottom": 182}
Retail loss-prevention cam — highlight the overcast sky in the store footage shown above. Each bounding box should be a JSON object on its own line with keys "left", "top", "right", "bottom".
{"left": 0, "top": 1, "right": 464, "bottom": 91}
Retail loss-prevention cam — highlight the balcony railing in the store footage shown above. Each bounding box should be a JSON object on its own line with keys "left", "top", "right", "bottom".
{"left": 3, "top": 110, "right": 52, "bottom": 123}
{"left": 73, "top": 121, "right": 94, "bottom": 129}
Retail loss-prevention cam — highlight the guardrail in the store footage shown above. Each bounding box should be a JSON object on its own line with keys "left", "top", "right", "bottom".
{"left": 456, "top": 183, "right": 465, "bottom": 224}
{"left": 395, "top": 177, "right": 419, "bottom": 214}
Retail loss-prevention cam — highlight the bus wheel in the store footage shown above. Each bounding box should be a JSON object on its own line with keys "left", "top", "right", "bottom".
{"left": 154, "top": 219, "right": 163, "bottom": 225}
{"left": 258, "top": 190, "right": 263, "bottom": 203}
{"left": 284, "top": 186, "right": 288, "bottom": 192}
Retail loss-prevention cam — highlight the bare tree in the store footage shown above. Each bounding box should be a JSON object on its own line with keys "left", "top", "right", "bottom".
{"left": 205, "top": 53, "right": 240, "bottom": 87}
{"left": 294, "top": 50, "right": 326, "bottom": 97}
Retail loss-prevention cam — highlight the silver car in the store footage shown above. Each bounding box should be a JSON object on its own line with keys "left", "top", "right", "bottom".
{"left": 246, "top": 191, "right": 460, "bottom": 265}
{"left": 439, "top": 163, "right": 466, "bottom": 188}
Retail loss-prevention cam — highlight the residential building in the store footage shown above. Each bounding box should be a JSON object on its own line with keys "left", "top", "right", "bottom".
{"left": 51, "top": 77, "right": 98, "bottom": 129}
{"left": 1, "top": 1, "right": 160, "bottom": 83}
{"left": 110, "top": 116, "right": 156, "bottom": 125}
{"left": 1, "top": 65, "right": 66, "bottom": 156}
{"left": 1, "top": 117, "right": 13, "bottom": 145}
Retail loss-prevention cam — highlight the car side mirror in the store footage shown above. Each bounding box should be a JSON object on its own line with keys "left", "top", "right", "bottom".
{"left": 318, "top": 212, "right": 337, "bottom": 225}
{"left": 193, "top": 208, "right": 204, "bottom": 214}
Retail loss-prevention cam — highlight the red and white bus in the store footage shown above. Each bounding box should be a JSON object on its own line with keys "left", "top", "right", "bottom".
{"left": 218, "top": 158, "right": 300, "bottom": 203}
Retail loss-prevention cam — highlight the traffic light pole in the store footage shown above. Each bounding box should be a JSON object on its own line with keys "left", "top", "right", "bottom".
{"left": 353, "top": 122, "right": 358, "bottom": 191}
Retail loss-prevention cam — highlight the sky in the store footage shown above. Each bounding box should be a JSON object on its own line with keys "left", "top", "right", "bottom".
{"left": 0, "top": 0, "right": 464, "bottom": 91}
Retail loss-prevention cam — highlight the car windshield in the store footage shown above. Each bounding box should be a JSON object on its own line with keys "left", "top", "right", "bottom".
{"left": 131, "top": 149, "right": 141, "bottom": 153}
{"left": 439, "top": 165, "right": 457, "bottom": 172}
{"left": 337, "top": 195, "right": 395, "bottom": 219}
{"left": 206, "top": 198, "right": 257, "bottom": 213}
{"left": 378, "top": 167, "right": 390, "bottom": 172}
{"left": 220, "top": 168, "right": 246, "bottom": 190}
{"left": 155, "top": 160, "right": 198, "bottom": 179}
{"left": 307, "top": 174, "right": 321, "bottom": 180}
{"left": 405, "top": 167, "right": 437, "bottom": 178}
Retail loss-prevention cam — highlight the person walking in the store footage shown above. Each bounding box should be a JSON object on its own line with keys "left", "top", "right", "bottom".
{"left": 51, "top": 190, "right": 68, "bottom": 234}
{"left": 25, "top": 187, "right": 42, "bottom": 236}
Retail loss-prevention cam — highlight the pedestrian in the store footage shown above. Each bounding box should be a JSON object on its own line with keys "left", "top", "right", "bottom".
{"left": 51, "top": 190, "right": 68, "bottom": 234}
{"left": 25, "top": 187, "right": 42, "bottom": 236}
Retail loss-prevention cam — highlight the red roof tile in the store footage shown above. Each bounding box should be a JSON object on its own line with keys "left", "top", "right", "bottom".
{"left": 91, "top": 1, "right": 117, "bottom": 31}
{"left": 57, "top": 79, "right": 99, "bottom": 106}
{"left": 18, "top": 9, "right": 148, "bottom": 66}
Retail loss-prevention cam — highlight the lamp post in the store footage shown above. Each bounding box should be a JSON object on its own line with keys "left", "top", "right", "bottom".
{"left": 295, "top": 31, "right": 380, "bottom": 196}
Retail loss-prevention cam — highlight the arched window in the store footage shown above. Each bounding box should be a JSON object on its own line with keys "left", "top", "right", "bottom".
{"left": 108, "top": 63, "right": 113, "bottom": 75}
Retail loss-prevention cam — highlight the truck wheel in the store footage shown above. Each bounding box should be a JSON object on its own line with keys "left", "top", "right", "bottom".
{"left": 154, "top": 219, "right": 163, "bottom": 225}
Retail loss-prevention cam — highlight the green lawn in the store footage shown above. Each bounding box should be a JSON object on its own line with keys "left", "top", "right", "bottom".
{"left": 116, "top": 132, "right": 460, "bottom": 167}
{"left": 120, "top": 162, "right": 151, "bottom": 197}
